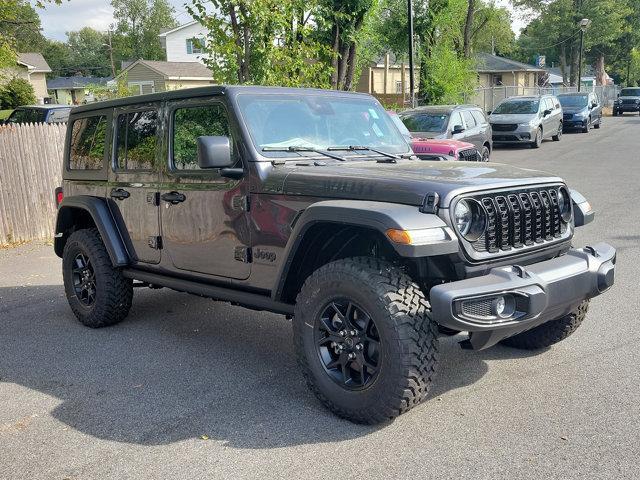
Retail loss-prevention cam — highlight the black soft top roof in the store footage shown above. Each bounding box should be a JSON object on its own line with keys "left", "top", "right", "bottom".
{"left": 71, "top": 85, "right": 374, "bottom": 114}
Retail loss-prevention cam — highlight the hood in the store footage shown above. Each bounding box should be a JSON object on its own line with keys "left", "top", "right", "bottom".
{"left": 562, "top": 106, "right": 588, "bottom": 115}
{"left": 277, "top": 159, "right": 563, "bottom": 208}
{"left": 489, "top": 113, "right": 538, "bottom": 124}
{"left": 411, "top": 138, "right": 475, "bottom": 155}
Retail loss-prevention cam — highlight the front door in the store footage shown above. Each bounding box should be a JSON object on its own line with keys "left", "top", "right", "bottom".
{"left": 159, "top": 98, "right": 251, "bottom": 280}
{"left": 109, "top": 104, "right": 162, "bottom": 264}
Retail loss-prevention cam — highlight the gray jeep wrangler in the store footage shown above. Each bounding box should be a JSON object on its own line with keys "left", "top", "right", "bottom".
{"left": 54, "top": 86, "right": 616, "bottom": 424}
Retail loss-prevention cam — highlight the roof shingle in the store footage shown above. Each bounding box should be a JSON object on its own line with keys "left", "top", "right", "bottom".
{"left": 17, "top": 53, "right": 51, "bottom": 73}
{"left": 474, "top": 52, "right": 544, "bottom": 73}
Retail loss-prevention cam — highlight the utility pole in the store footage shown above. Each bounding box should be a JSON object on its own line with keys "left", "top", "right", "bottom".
{"left": 407, "top": 0, "right": 415, "bottom": 107}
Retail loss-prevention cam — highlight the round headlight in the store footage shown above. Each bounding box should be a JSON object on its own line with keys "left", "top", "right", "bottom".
{"left": 454, "top": 199, "right": 486, "bottom": 241}
{"left": 557, "top": 187, "right": 572, "bottom": 223}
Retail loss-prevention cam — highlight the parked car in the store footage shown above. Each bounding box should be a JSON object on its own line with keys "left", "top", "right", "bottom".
{"left": 613, "top": 87, "right": 640, "bottom": 116}
{"left": 54, "top": 86, "right": 615, "bottom": 424}
{"left": 1, "top": 105, "right": 71, "bottom": 125}
{"left": 398, "top": 105, "right": 493, "bottom": 161}
{"left": 557, "top": 92, "right": 602, "bottom": 132}
{"left": 489, "top": 95, "right": 563, "bottom": 148}
{"left": 388, "top": 111, "right": 482, "bottom": 161}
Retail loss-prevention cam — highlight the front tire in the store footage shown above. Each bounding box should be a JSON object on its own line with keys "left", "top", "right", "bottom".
{"left": 481, "top": 145, "right": 491, "bottom": 162}
{"left": 582, "top": 119, "right": 591, "bottom": 133}
{"left": 500, "top": 301, "right": 589, "bottom": 350}
{"left": 530, "top": 127, "right": 542, "bottom": 148}
{"left": 293, "top": 257, "right": 438, "bottom": 424}
{"left": 62, "top": 228, "right": 133, "bottom": 328}
{"left": 552, "top": 123, "right": 562, "bottom": 141}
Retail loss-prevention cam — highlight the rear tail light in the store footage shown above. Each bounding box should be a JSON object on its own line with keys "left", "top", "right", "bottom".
{"left": 55, "top": 187, "right": 63, "bottom": 207}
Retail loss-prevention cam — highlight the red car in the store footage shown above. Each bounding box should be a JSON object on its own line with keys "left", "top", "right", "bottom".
{"left": 388, "top": 111, "right": 482, "bottom": 161}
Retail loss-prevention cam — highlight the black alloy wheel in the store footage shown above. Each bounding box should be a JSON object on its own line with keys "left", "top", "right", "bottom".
{"left": 72, "top": 253, "right": 97, "bottom": 306}
{"left": 315, "top": 299, "right": 381, "bottom": 390}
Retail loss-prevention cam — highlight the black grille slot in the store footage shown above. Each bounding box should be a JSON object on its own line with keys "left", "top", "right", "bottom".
{"left": 461, "top": 298, "right": 494, "bottom": 318}
{"left": 465, "top": 186, "right": 567, "bottom": 254}
{"left": 492, "top": 123, "right": 518, "bottom": 132}
{"left": 458, "top": 148, "right": 480, "bottom": 162}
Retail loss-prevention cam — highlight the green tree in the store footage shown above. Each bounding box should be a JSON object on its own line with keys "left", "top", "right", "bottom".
{"left": 0, "top": 77, "right": 36, "bottom": 108}
{"left": 111, "top": 0, "right": 177, "bottom": 61}
{"left": 188, "top": 0, "right": 332, "bottom": 87}
{"left": 66, "top": 28, "right": 113, "bottom": 77}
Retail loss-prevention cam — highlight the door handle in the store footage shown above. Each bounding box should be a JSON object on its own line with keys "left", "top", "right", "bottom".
{"left": 161, "top": 191, "right": 186, "bottom": 204}
{"left": 110, "top": 188, "right": 130, "bottom": 200}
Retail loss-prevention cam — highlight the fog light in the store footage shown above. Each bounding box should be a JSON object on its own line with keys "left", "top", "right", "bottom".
{"left": 492, "top": 295, "right": 515, "bottom": 318}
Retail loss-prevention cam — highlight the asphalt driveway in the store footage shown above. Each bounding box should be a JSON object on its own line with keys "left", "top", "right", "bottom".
{"left": 1, "top": 115, "right": 639, "bottom": 479}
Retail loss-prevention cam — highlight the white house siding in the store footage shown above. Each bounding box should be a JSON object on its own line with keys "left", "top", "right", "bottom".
{"left": 164, "top": 22, "right": 210, "bottom": 63}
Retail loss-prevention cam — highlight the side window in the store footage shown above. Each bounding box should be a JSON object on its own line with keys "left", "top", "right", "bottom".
{"left": 69, "top": 115, "right": 107, "bottom": 170}
{"left": 546, "top": 98, "right": 555, "bottom": 111}
{"left": 116, "top": 110, "right": 158, "bottom": 171}
{"left": 172, "top": 104, "right": 232, "bottom": 171}
{"left": 463, "top": 110, "right": 477, "bottom": 128}
{"left": 471, "top": 110, "right": 486, "bottom": 126}
{"left": 450, "top": 111, "right": 464, "bottom": 130}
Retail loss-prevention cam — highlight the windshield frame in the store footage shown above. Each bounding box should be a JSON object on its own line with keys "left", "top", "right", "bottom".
{"left": 234, "top": 92, "right": 412, "bottom": 161}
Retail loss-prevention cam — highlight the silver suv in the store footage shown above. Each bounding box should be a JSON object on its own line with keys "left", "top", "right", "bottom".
{"left": 489, "top": 95, "right": 563, "bottom": 148}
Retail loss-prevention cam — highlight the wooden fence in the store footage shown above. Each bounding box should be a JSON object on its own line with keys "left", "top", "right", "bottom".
{"left": 0, "top": 122, "right": 66, "bottom": 245}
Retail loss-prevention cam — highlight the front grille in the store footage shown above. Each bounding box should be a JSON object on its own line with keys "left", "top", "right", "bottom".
{"left": 563, "top": 113, "right": 573, "bottom": 121}
{"left": 621, "top": 99, "right": 638, "bottom": 105}
{"left": 491, "top": 123, "right": 518, "bottom": 132}
{"left": 460, "top": 185, "right": 569, "bottom": 255}
{"left": 458, "top": 148, "right": 480, "bottom": 162}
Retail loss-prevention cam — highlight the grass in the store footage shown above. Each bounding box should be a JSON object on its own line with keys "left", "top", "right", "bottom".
{"left": 0, "top": 109, "right": 13, "bottom": 120}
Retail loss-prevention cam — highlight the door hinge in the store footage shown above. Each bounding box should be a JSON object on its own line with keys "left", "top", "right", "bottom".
{"left": 234, "top": 246, "right": 251, "bottom": 263}
{"left": 146, "top": 192, "right": 160, "bottom": 206}
{"left": 232, "top": 195, "right": 250, "bottom": 212}
{"left": 148, "top": 236, "right": 163, "bottom": 250}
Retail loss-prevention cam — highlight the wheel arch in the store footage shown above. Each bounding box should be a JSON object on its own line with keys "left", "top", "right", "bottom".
{"left": 272, "top": 200, "right": 459, "bottom": 303}
{"left": 55, "top": 196, "right": 132, "bottom": 267}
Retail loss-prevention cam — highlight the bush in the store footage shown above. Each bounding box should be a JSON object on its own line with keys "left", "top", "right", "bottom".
{"left": 0, "top": 77, "right": 37, "bottom": 109}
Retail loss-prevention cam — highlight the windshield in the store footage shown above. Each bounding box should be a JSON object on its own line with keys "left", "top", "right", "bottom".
{"left": 6, "top": 108, "right": 46, "bottom": 124}
{"left": 399, "top": 112, "right": 449, "bottom": 133}
{"left": 493, "top": 100, "right": 539, "bottom": 115}
{"left": 236, "top": 94, "right": 410, "bottom": 157}
{"left": 621, "top": 88, "right": 640, "bottom": 96}
{"left": 558, "top": 95, "right": 588, "bottom": 108}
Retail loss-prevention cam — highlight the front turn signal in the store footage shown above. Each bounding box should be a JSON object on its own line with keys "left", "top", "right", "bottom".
{"left": 386, "top": 228, "right": 449, "bottom": 246}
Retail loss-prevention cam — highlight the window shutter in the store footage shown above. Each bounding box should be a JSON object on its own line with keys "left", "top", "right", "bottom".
{"left": 186, "top": 39, "right": 193, "bottom": 55}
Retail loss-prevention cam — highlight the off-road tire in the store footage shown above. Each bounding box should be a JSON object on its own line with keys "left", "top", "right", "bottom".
{"left": 531, "top": 127, "right": 542, "bottom": 148}
{"left": 62, "top": 228, "right": 133, "bottom": 328}
{"left": 500, "top": 301, "right": 589, "bottom": 350}
{"left": 293, "top": 257, "right": 438, "bottom": 424}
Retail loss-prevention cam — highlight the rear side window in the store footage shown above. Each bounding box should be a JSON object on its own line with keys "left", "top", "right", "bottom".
{"left": 172, "top": 104, "right": 232, "bottom": 171}
{"left": 471, "top": 110, "right": 486, "bottom": 125}
{"left": 69, "top": 115, "right": 107, "bottom": 170}
{"left": 7, "top": 108, "right": 46, "bottom": 124}
{"left": 462, "top": 110, "right": 476, "bottom": 128}
{"left": 116, "top": 110, "right": 158, "bottom": 170}
{"left": 48, "top": 108, "right": 71, "bottom": 123}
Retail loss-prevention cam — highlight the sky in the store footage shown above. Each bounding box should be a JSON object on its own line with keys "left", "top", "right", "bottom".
{"left": 34, "top": 0, "right": 529, "bottom": 42}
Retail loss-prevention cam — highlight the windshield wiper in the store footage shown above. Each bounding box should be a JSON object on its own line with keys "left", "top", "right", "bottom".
{"left": 327, "top": 145, "right": 411, "bottom": 162}
{"left": 262, "top": 146, "right": 346, "bottom": 161}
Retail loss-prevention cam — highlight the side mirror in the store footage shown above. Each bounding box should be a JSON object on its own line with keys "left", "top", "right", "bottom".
{"left": 197, "top": 136, "right": 233, "bottom": 169}
{"left": 487, "top": 111, "right": 492, "bottom": 115}
{"left": 452, "top": 124, "right": 465, "bottom": 134}
{"left": 591, "top": 102, "right": 598, "bottom": 108}
{"left": 543, "top": 109, "right": 552, "bottom": 117}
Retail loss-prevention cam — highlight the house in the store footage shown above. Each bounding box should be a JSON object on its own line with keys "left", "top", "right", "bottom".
{"left": 542, "top": 66, "right": 613, "bottom": 91}
{"left": 0, "top": 53, "right": 52, "bottom": 104}
{"left": 47, "top": 76, "right": 112, "bottom": 105}
{"left": 159, "top": 21, "right": 210, "bottom": 63}
{"left": 474, "top": 52, "right": 546, "bottom": 90}
{"left": 356, "top": 53, "right": 418, "bottom": 106}
{"left": 113, "top": 59, "right": 215, "bottom": 94}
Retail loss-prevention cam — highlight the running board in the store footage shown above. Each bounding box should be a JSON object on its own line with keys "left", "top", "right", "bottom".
{"left": 121, "top": 269, "right": 294, "bottom": 315}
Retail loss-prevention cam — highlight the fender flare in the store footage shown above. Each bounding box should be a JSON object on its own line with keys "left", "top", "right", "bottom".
{"left": 272, "top": 200, "right": 459, "bottom": 301}
{"left": 54, "top": 196, "right": 132, "bottom": 267}
{"left": 570, "top": 189, "right": 594, "bottom": 227}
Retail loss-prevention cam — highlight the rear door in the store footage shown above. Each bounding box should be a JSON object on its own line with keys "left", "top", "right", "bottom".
{"left": 108, "top": 104, "right": 162, "bottom": 264}
{"left": 462, "top": 109, "right": 481, "bottom": 150}
{"left": 541, "top": 98, "right": 555, "bottom": 138}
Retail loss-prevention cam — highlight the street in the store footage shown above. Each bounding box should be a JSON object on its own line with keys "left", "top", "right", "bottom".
{"left": 1, "top": 115, "right": 639, "bottom": 479}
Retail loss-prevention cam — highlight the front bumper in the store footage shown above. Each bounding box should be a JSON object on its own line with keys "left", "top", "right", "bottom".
{"left": 563, "top": 117, "right": 588, "bottom": 129}
{"left": 614, "top": 104, "right": 640, "bottom": 112}
{"left": 491, "top": 125, "right": 536, "bottom": 143}
{"left": 430, "top": 243, "right": 616, "bottom": 350}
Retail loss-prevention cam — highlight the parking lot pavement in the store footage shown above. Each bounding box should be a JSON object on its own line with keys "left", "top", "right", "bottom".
{"left": 1, "top": 116, "right": 639, "bottom": 480}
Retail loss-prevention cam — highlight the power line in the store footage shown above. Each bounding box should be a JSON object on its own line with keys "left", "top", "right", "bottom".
{"left": 518, "top": 29, "right": 581, "bottom": 51}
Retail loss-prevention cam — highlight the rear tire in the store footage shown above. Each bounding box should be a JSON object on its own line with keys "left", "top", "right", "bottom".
{"left": 500, "top": 301, "right": 589, "bottom": 350}
{"left": 293, "top": 257, "right": 439, "bottom": 424}
{"left": 62, "top": 228, "right": 133, "bottom": 328}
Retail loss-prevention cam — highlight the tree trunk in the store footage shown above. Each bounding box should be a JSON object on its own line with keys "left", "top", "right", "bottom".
{"left": 330, "top": 22, "right": 339, "bottom": 89}
{"left": 343, "top": 42, "right": 357, "bottom": 91}
{"left": 228, "top": 6, "right": 245, "bottom": 83}
{"left": 463, "top": 0, "right": 475, "bottom": 58}
{"left": 595, "top": 53, "right": 606, "bottom": 86}
{"left": 559, "top": 43, "right": 568, "bottom": 85}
